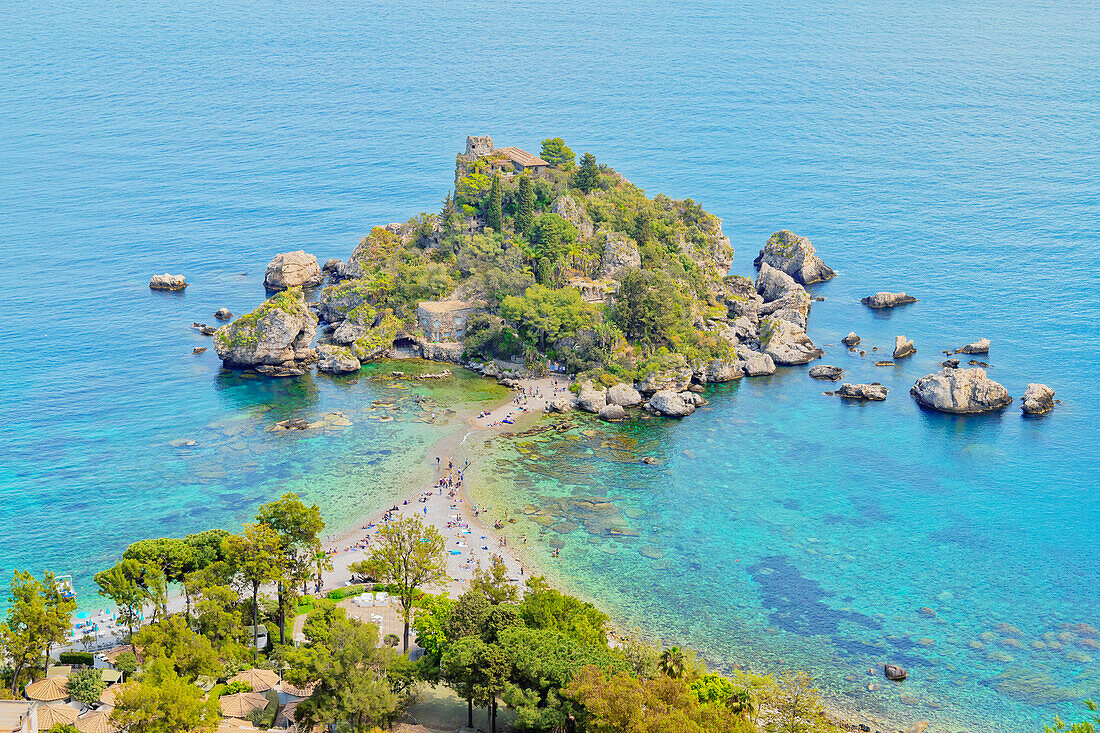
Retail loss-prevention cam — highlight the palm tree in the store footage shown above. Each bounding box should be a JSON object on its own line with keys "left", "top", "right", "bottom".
{"left": 312, "top": 549, "right": 333, "bottom": 593}
{"left": 729, "top": 688, "right": 756, "bottom": 719}
{"left": 566, "top": 238, "right": 584, "bottom": 272}
{"left": 658, "top": 646, "right": 686, "bottom": 679}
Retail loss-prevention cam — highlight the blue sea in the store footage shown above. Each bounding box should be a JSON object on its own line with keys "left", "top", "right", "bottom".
{"left": 1, "top": 0, "right": 1097, "bottom": 730}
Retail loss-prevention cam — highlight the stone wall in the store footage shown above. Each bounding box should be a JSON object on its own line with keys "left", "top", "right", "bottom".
{"left": 416, "top": 300, "right": 479, "bottom": 342}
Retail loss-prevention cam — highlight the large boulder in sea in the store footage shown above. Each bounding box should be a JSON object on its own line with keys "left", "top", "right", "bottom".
{"left": 740, "top": 350, "right": 777, "bottom": 376}
{"left": 836, "top": 383, "right": 888, "bottom": 401}
{"left": 213, "top": 288, "right": 317, "bottom": 373}
{"left": 760, "top": 316, "right": 823, "bottom": 365}
{"left": 576, "top": 382, "right": 608, "bottom": 413}
{"left": 149, "top": 273, "right": 186, "bottom": 291}
{"left": 264, "top": 251, "right": 324, "bottom": 290}
{"left": 598, "top": 229, "right": 641, "bottom": 278}
{"left": 884, "top": 664, "right": 908, "bottom": 681}
{"left": 862, "top": 292, "right": 917, "bottom": 309}
{"left": 893, "top": 335, "right": 916, "bottom": 359}
{"left": 606, "top": 383, "right": 643, "bottom": 407}
{"left": 955, "top": 338, "right": 991, "bottom": 354}
{"left": 909, "top": 367, "right": 1012, "bottom": 414}
{"left": 700, "top": 358, "right": 744, "bottom": 383}
{"left": 753, "top": 230, "right": 835, "bottom": 285}
{"left": 315, "top": 344, "right": 360, "bottom": 374}
{"left": 598, "top": 404, "right": 626, "bottom": 422}
{"left": 841, "top": 332, "right": 861, "bottom": 347}
{"left": 646, "top": 390, "right": 696, "bottom": 418}
{"left": 1021, "top": 383, "right": 1055, "bottom": 415}
{"left": 809, "top": 365, "right": 843, "bottom": 381}
{"left": 551, "top": 195, "right": 594, "bottom": 238}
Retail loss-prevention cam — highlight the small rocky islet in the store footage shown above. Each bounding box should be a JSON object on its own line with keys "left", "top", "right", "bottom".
{"left": 169, "top": 135, "right": 1053, "bottom": 419}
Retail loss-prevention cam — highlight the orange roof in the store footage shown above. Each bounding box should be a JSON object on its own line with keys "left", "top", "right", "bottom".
{"left": 495, "top": 146, "right": 549, "bottom": 167}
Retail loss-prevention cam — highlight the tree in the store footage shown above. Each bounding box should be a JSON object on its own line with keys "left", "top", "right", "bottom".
{"left": 500, "top": 285, "right": 593, "bottom": 352}
{"left": 114, "top": 650, "right": 138, "bottom": 678}
{"left": 123, "top": 538, "right": 194, "bottom": 585}
{"left": 659, "top": 646, "right": 686, "bottom": 679}
{"left": 68, "top": 668, "right": 108, "bottom": 706}
{"left": 634, "top": 207, "right": 654, "bottom": 248}
{"left": 1045, "top": 699, "right": 1099, "bottom": 733}
{"left": 110, "top": 657, "right": 220, "bottom": 733}
{"left": 0, "top": 570, "right": 76, "bottom": 694}
{"left": 611, "top": 267, "right": 681, "bottom": 346}
{"left": 362, "top": 517, "right": 447, "bottom": 651}
{"left": 471, "top": 556, "right": 517, "bottom": 605}
{"left": 574, "top": 152, "right": 600, "bottom": 194}
{"left": 312, "top": 549, "right": 333, "bottom": 593}
{"left": 440, "top": 636, "right": 510, "bottom": 733}
{"left": 772, "top": 670, "right": 824, "bottom": 733}
{"left": 256, "top": 492, "right": 325, "bottom": 643}
{"left": 515, "top": 174, "right": 535, "bottom": 236}
{"left": 95, "top": 560, "right": 152, "bottom": 653}
{"left": 221, "top": 523, "right": 283, "bottom": 662}
{"left": 485, "top": 173, "right": 503, "bottom": 232}
{"left": 540, "top": 138, "right": 575, "bottom": 170}
{"left": 441, "top": 190, "right": 459, "bottom": 237}
{"left": 519, "top": 577, "right": 608, "bottom": 647}
{"left": 133, "top": 615, "right": 222, "bottom": 680}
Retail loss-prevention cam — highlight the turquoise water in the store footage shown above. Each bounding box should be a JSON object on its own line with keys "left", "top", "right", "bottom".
{"left": 2, "top": 0, "right": 1098, "bottom": 730}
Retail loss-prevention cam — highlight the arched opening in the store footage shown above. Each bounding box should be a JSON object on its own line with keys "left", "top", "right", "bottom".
{"left": 391, "top": 336, "right": 420, "bottom": 359}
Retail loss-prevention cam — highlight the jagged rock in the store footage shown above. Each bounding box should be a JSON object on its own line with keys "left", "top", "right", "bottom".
{"left": 955, "top": 338, "right": 991, "bottom": 354}
{"left": 740, "top": 350, "right": 777, "bottom": 376}
{"left": 256, "top": 364, "right": 306, "bottom": 377}
{"left": 576, "top": 382, "right": 607, "bottom": 413}
{"left": 862, "top": 292, "right": 917, "bottom": 309}
{"left": 942, "top": 358, "right": 960, "bottom": 368}
{"left": 607, "top": 383, "right": 643, "bottom": 407}
{"left": 893, "top": 335, "right": 916, "bottom": 359}
{"left": 199, "top": 325, "right": 218, "bottom": 336}
{"left": 721, "top": 276, "right": 765, "bottom": 319}
{"left": 549, "top": 398, "right": 573, "bottom": 414}
{"left": 322, "top": 258, "right": 343, "bottom": 277}
{"left": 598, "top": 229, "right": 641, "bottom": 278}
{"left": 884, "top": 664, "right": 908, "bottom": 681}
{"left": 910, "top": 368, "right": 1013, "bottom": 414}
{"left": 551, "top": 195, "right": 594, "bottom": 238}
{"left": 598, "top": 404, "right": 626, "bottom": 422}
{"left": 316, "top": 344, "right": 360, "bottom": 374}
{"left": 700, "top": 359, "right": 744, "bottom": 383}
{"left": 809, "top": 365, "right": 843, "bottom": 381}
{"left": 149, "top": 273, "right": 186, "bottom": 291}
{"left": 685, "top": 391, "right": 708, "bottom": 406}
{"left": 332, "top": 317, "right": 373, "bottom": 345}
{"left": 1021, "top": 383, "right": 1055, "bottom": 415}
{"left": 646, "top": 390, "right": 696, "bottom": 417}
{"left": 768, "top": 307, "right": 807, "bottom": 330}
{"left": 753, "top": 230, "right": 835, "bottom": 284}
{"left": 719, "top": 316, "right": 758, "bottom": 347}
{"left": 842, "top": 332, "right": 861, "bottom": 347}
{"left": 636, "top": 368, "right": 694, "bottom": 394}
{"left": 192, "top": 347, "right": 206, "bottom": 354}
{"left": 420, "top": 341, "right": 463, "bottom": 363}
{"left": 213, "top": 288, "right": 317, "bottom": 372}
{"left": 214, "top": 308, "right": 233, "bottom": 321}
{"left": 760, "top": 317, "right": 823, "bottom": 365}
{"left": 264, "top": 251, "right": 324, "bottom": 290}
{"left": 836, "top": 383, "right": 888, "bottom": 401}
{"left": 755, "top": 263, "right": 801, "bottom": 302}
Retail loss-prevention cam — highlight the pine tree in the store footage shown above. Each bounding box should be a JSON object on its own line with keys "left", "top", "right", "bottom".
{"left": 515, "top": 174, "right": 535, "bottom": 236}
{"left": 441, "top": 190, "right": 458, "bottom": 235}
{"left": 574, "top": 153, "right": 599, "bottom": 194}
{"left": 485, "top": 174, "right": 503, "bottom": 232}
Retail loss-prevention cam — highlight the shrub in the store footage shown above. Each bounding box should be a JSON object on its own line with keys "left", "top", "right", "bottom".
{"left": 59, "top": 651, "right": 94, "bottom": 666}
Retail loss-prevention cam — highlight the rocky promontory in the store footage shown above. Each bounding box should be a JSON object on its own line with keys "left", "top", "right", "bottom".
{"left": 910, "top": 367, "right": 1012, "bottom": 414}
{"left": 754, "top": 230, "right": 835, "bottom": 285}
{"left": 213, "top": 287, "right": 317, "bottom": 376}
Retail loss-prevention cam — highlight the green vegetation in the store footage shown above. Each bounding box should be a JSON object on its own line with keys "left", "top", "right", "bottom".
{"left": 68, "top": 667, "right": 107, "bottom": 705}
{"left": 540, "top": 137, "right": 575, "bottom": 170}
{"left": 213, "top": 287, "right": 307, "bottom": 352}
{"left": 1045, "top": 700, "right": 1099, "bottom": 733}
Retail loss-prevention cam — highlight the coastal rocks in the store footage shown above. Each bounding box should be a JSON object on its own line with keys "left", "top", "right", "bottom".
{"left": 263, "top": 250, "right": 324, "bottom": 290}
{"left": 315, "top": 344, "right": 360, "bottom": 374}
{"left": 884, "top": 664, "right": 908, "bottom": 681}
{"left": 551, "top": 195, "right": 594, "bottom": 238}
{"left": 893, "top": 335, "right": 916, "bottom": 359}
{"left": 213, "top": 288, "right": 318, "bottom": 374}
{"left": 549, "top": 398, "right": 573, "bottom": 414}
{"left": 760, "top": 316, "right": 823, "bottom": 365}
{"left": 753, "top": 230, "right": 835, "bottom": 285}
{"left": 214, "top": 308, "right": 233, "bottom": 321}
{"left": 955, "top": 338, "right": 991, "bottom": 354}
{"left": 419, "top": 341, "right": 463, "bottom": 363}
{"left": 861, "top": 292, "right": 917, "bottom": 309}
{"left": 739, "top": 350, "right": 777, "bottom": 376}
{"left": 598, "top": 229, "right": 641, "bottom": 278}
{"left": 842, "top": 332, "right": 861, "bottom": 347}
{"left": 645, "top": 390, "right": 696, "bottom": 418}
{"left": 1021, "top": 383, "right": 1056, "bottom": 415}
{"left": 809, "top": 365, "right": 843, "bottom": 381}
{"left": 942, "top": 358, "right": 960, "bottom": 368}
{"left": 606, "top": 383, "right": 643, "bottom": 407}
{"left": 598, "top": 404, "right": 626, "bottom": 422}
{"left": 149, "top": 273, "right": 186, "bottom": 291}
{"left": 755, "top": 263, "right": 802, "bottom": 303}
{"left": 836, "top": 383, "right": 889, "bottom": 401}
{"left": 332, "top": 313, "right": 373, "bottom": 345}
{"left": 721, "top": 275, "right": 765, "bottom": 319}
{"left": 272, "top": 417, "right": 311, "bottom": 431}
{"left": 192, "top": 347, "right": 207, "bottom": 354}
{"left": 636, "top": 368, "right": 694, "bottom": 394}
{"left": 322, "top": 258, "right": 343, "bottom": 278}
{"left": 910, "top": 367, "right": 1013, "bottom": 414}
{"left": 576, "top": 382, "right": 608, "bottom": 413}
{"left": 700, "top": 358, "right": 744, "bottom": 383}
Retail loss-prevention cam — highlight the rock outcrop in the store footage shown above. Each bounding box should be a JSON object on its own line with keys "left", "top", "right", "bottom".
{"left": 598, "top": 229, "right": 641, "bottom": 278}
{"left": 549, "top": 398, "right": 573, "bottom": 414}
{"left": 213, "top": 288, "right": 317, "bottom": 374}
{"left": 214, "top": 308, "right": 233, "bottom": 321}
{"left": 841, "top": 332, "right": 861, "bottom": 347}
{"left": 322, "top": 258, "right": 343, "bottom": 278}
{"left": 809, "top": 365, "right": 843, "bottom": 381}
{"left": 955, "top": 338, "right": 990, "bottom": 354}
{"left": 760, "top": 316, "right": 823, "bottom": 365}
{"left": 551, "top": 195, "right": 594, "bottom": 238}
{"left": 740, "top": 350, "right": 777, "bottom": 376}
{"left": 316, "top": 344, "right": 360, "bottom": 374}
{"left": 576, "top": 382, "right": 608, "bottom": 413}
{"left": 607, "top": 383, "right": 643, "bottom": 407}
{"left": 836, "top": 383, "right": 888, "bottom": 401}
{"left": 862, "top": 292, "right": 917, "bottom": 309}
{"left": 893, "top": 335, "right": 916, "bottom": 359}
{"left": 598, "top": 404, "right": 626, "bottom": 422}
{"left": 700, "top": 359, "right": 744, "bottom": 383}
{"left": 636, "top": 368, "right": 694, "bottom": 395}
{"left": 910, "top": 368, "right": 1012, "bottom": 414}
{"left": 150, "top": 274, "right": 186, "bottom": 291}
{"left": 1021, "top": 383, "right": 1055, "bottom": 415}
{"left": 646, "top": 390, "right": 695, "bottom": 417}
{"left": 884, "top": 665, "right": 908, "bottom": 681}
{"left": 753, "top": 230, "right": 835, "bottom": 285}
{"left": 264, "top": 251, "right": 324, "bottom": 290}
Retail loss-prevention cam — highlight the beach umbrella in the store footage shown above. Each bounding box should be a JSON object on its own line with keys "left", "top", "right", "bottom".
{"left": 219, "top": 692, "right": 268, "bottom": 718}
{"left": 35, "top": 704, "right": 78, "bottom": 728}
{"left": 26, "top": 675, "right": 69, "bottom": 701}
{"left": 75, "top": 709, "right": 114, "bottom": 733}
{"left": 228, "top": 667, "right": 280, "bottom": 693}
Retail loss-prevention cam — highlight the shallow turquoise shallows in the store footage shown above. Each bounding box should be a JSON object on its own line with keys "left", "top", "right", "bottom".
{"left": 1, "top": 0, "right": 1097, "bottom": 731}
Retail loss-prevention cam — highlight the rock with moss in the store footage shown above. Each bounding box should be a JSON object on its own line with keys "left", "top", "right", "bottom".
{"left": 317, "top": 279, "right": 375, "bottom": 323}
{"left": 598, "top": 229, "right": 641, "bottom": 278}
{"left": 636, "top": 368, "right": 694, "bottom": 395}
{"left": 754, "top": 230, "right": 835, "bottom": 285}
{"left": 350, "top": 313, "right": 402, "bottom": 362}
{"left": 720, "top": 275, "right": 765, "bottom": 319}
{"left": 316, "top": 344, "right": 361, "bottom": 374}
{"left": 760, "top": 316, "right": 823, "bottom": 366}
{"left": 699, "top": 358, "right": 744, "bottom": 383}
{"left": 551, "top": 195, "right": 594, "bottom": 238}
{"left": 606, "top": 383, "right": 643, "bottom": 407}
{"left": 910, "top": 367, "right": 1012, "bottom": 414}
{"left": 213, "top": 288, "right": 317, "bottom": 373}
{"left": 264, "top": 251, "right": 324, "bottom": 290}
{"left": 332, "top": 304, "right": 378, "bottom": 345}
{"left": 576, "top": 382, "right": 608, "bottom": 413}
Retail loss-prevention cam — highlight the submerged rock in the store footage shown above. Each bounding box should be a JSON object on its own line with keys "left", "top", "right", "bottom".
{"left": 841, "top": 332, "right": 861, "bottom": 347}
{"left": 893, "top": 335, "right": 916, "bottom": 359}
{"left": 1021, "top": 383, "right": 1055, "bottom": 415}
{"left": 760, "top": 316, "right": 823, "bottom": 365}
{"left": 809, "top": 365, "right": 843, "bottom": 381}
{"left": 862, "top": 292, "right": 917, "bottom": 309}
{"left": 316, "top": 343, "right": 361, "bottom": 374}
{"left": 910, "top": 367, "right": 1012, "bottom": 414}
{"left": 606, "top": 383, "right": 643, "bottom": 407}
{"left": 884, "top": 664, "right": 908, "bottom": 681}
{"left": 646, "top": 390, "right": 696, "bottom": 417}
{"left": 213, "top": 288, "right": 317, "bottom": 373}
{"left": 150, "top": 273, "right": 186, "bottom": 291}
{"left": 836, "top": 383, "right": 888, "bottom": 401}
{"left": 264, "top": 250, "right": 324, "bottom": 290}
{"left": 955, "top": 338, "right": 991, "bottom": 354}
{"left": 753, "top": 230, "right": 835, "bottom": 285}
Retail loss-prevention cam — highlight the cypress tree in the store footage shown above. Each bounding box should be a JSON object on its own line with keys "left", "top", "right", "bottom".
{"left": 515, "top": 174, "right": 535, "bottom": 236}
{"left": 485, "top": 173, "right": 503, "bottom": 232}
{"left": 574, "top": 152, "right": 599, "bottom": 194}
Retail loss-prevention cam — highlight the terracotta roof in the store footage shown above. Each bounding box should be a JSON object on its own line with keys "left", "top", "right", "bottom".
{"left": 99, "top": 683, "right": 122, "bottom": 707}
{"left": 495, "top": 146, "right": 550, "bottom": 167}
{"left": 416, "top": 299, "right": 476, "bottom": 314}
{"left": 228, "top": 668, "right": 280, "bottom": 693}
{"left": 34, "top": 704, "right": 78, "bottom": 728}
{"left": 280, "top": 680, "right": 317, "bottom": 698}
{"left": 25, "top": 675, "right": 68, "bottom": 702}
{"left": 219, "top": 692, "right": 269, "bottom": 718}
{"left": 75, "top": 709, "right": 114, "bottom": 733}
{"left": 274, "top": 701, "right": 298, "bottom": 727}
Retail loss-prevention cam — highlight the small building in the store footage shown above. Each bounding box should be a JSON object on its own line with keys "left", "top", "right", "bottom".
{"left": 459, "top": 135, "right": 550, "bottom": 176}
{"left": 416, "top": 300, "right": 479, "bottom": 342}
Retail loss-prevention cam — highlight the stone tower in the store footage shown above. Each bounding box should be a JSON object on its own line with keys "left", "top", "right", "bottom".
{"left": 463, "top": 135, "right": 494, "bottom": 160}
